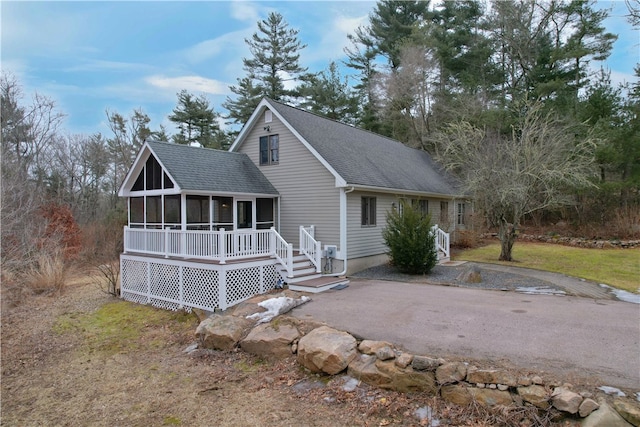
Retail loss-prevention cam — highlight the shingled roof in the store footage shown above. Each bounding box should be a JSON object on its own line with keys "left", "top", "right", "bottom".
{"left": 144, "top": 141, "right": 278, "bottom": 195}
{"left": 261, "top": 99, "right": 461, "bottom": 197}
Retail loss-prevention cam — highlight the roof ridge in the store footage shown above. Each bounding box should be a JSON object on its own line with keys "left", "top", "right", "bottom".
{"left": 146, "top": 139, "right": 245, "bottom": 156}
{"left": 264, "top": 98, "right": 412, "bottom": 150}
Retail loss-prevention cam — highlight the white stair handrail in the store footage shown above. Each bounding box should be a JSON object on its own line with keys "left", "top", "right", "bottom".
{"left": 299, "top": 225, "right": 322, "bottom": 273}
{"left": 431, "top": 224, "right": 450, "bottom": 259}
{"left": 271, "top": 227, "right": 293, "bottom": 277}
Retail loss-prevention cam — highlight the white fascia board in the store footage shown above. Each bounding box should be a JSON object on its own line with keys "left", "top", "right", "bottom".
{"left": 118, "top": 142, "right": 182, "bottom": 197}
{"left": 348, "top": 184, "right": 464, "bottom": 199}
{"left": 117, "top": 142, "right": 150, "bottom": 197}
{"left": 228, "top": 99, "right": 270, "bottom": 152}
{"left": 267, "top": 101, "right": 346, "bottom": 187}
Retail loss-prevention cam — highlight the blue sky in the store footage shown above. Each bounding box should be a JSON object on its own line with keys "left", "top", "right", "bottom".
{"left": 1, "top": 1, "right": 638, "bottom": 137}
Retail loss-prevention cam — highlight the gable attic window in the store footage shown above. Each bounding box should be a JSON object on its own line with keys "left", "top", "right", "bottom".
{"left": 259, "top": 135, "right": 279, "bottom": 165}
{"left": 361, "top": 196, "right": 376, "bottom": 226}
{"left": 265, "top": 110, "right": 272, "bottom": 123}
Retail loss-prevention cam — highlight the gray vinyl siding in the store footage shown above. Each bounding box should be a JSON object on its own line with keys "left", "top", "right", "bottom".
{"left": 347, "top": 192, "right": 457, "bottom": 259}
{"left": 237, "top": 109, "right": 341, "bottom": 249}
{"left": 347, "top": 191, "right": 396, "bottom": 259}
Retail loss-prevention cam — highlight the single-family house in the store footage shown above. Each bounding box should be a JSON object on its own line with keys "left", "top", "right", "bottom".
{"left": 119, "top": 98, "right": 468, "bottom": 312}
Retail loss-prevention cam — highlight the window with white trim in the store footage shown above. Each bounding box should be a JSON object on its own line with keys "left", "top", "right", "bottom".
{"left": 361, "top": 197, "right": 376, "bottom": 226}
{"left": 457, "top": 202, "right": 466, "bottom": 225}
{"left": 259, "top": 134, "right": 279, "bottom": 165}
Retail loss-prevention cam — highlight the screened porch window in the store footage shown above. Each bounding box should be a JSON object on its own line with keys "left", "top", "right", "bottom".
{"left": 212, "top": 197, "right": 233, "bottom": 230}
{"left": 164, "top": 195, "right": 181, "bottom": 226}
{"left": 130, "top": 197, "right": 144, "bottom": 226}
{"left": 146, "top": 196, "right": 162, "bottom": 228}
{"left": 186, "top": 195, "right": 209, "bottom": 230}
{"left": 256, "top": 198, "right": 274, "bottom": 229}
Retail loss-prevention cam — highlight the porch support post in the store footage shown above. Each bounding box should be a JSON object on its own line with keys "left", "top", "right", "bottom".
{"left": 164, "top": 227, "right": 169, "bottom": 258}
{"left": 286, "top": 243, "right": 293, "bottom": 278}
{"left": 219, "top": 268, "right": 227, "bottom": 310}
{"left": 123, "top": 226, "right": 128, "bottom": 254}
{"left": 219, "top": 228, "right": 226, "bottom": 264}
{"left": 178, "top": 265, "right": 184, "bottom": 309}
{"left": 315, "top": 240, "right": 322, "bottom": 273}
{"left": 146, "top": 261, "right": 152, "bottom": 304}
{"left": 269, "top": 227, "right": 276, "bottom": 256}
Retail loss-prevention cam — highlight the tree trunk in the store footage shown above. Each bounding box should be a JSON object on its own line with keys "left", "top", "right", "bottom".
{"left": 498, "top": 217, "right": 517, "bottom": 261}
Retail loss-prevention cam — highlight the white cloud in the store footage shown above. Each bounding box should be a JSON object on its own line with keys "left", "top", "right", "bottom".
{"left": 146, "top": 75, "right": 231, "bottom": 96}
{"left": 183, "top": 29, "right": 249, "bottom": 64}
{"left": 230, "top": 0, "right": 261, "bottom": 23}
{"left": 64, "top": 59, "right": 152, "bottom": 73}
{"left": 303, "top": 10, "right": 370, "bottom": 65}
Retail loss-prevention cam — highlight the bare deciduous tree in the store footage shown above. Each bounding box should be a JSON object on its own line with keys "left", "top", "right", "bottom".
{"left": 433, "top": 101, "right": 597, "bottom": 260}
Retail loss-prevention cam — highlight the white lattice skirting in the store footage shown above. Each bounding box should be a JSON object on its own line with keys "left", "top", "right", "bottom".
{"left": 120, "top": 254, "right": 278, "bottom": 312}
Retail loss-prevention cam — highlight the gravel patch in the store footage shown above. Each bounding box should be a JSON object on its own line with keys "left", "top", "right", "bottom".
{"left": 351, "top": 262, "right": 565, "bottom": 293}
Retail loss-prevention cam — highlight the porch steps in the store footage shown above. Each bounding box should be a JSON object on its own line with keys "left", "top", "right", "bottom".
{"left": 276, "top": 253, "right": 348, "bottom": 293}
{"left": 287, "top": 276, "right": 350, "bottom": 294}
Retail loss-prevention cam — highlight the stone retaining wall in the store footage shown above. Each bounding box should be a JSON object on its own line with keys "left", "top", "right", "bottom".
{"left": 482, "top": 233, "right": 640, "bottom": 249}
{"left": 194, "top": 294, "right": 640, "bottom": 426}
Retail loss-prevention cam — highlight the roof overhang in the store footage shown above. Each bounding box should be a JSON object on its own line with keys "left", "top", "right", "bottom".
{"left": 343, "top": 183, "right": 466, "bottom": 200}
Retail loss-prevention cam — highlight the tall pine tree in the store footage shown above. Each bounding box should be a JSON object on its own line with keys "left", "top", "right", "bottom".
{"left": 223, "top": 12, "right": 307, "bottom": 125}
{"left": 168, "top": 90, "right": 227, "bottom": 149}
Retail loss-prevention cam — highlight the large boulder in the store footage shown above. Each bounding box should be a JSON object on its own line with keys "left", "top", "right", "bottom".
{"left": 435, "top": 362, "right": 467, "bottom": 384}
{"left": 195, "top": 314, "right": 253, "bottom": 350}
{"left": 375, "top": 360, "right": 437, "bottom": 394}
{"left": 467, "top": 369, "right": 517, "bottom": 387}
{"left": 441, "top": 384, "right": 512, "bottom": 407}
{"left": 517, "top": 385, "right": 550, "bottom": 409}
{"left": 347, "top": 355, "right": 437, "bottom": 394}
{"left": 582, "top": 400, "right": 634, "bottom": 427}
{"left": 240, "top": 321, "right": 300, "bottom": 359}
{"left": 613, "top": 398, "right": 640, "bottom": 426}
{"left": 297, "top": 326, "right": 358, "bottom": 375}
{"left": 551, "top": 387, "right": 583, "bottom": 414}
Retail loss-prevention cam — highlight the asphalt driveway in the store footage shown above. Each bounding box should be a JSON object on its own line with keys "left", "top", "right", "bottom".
{"left": 290, "top": 278, "right": 640, "bottom": 390}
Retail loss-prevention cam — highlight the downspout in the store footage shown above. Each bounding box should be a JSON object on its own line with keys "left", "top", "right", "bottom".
{"left": 333, "top": 186, "right": 355, "bottom": 276}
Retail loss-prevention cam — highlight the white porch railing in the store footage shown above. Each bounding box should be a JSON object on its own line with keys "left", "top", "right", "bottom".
{"left": 432, "top": 224, "right": 450, "bottom": 259}
{"left": 124, "top": 226, "right": 274, "bottom": 263}
{"left": 271, "top": 227, "right": 293, "bottom": 278}
{"left": 299, "top": 225, "right": 322, "bottom": 273}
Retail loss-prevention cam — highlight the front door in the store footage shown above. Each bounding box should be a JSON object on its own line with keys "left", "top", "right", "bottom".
{"left": 236, "top": 200, "right": 253, "bottom": 255}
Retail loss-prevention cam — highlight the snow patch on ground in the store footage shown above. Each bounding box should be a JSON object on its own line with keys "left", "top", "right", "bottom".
{"left": 599, "top": 284, "right": 640, "bottom": 304}
{"left": 516, "top": 286, "right": 566, "bottom": 296}
{"left": 246, "top": 296, "right": 311, "bottom": 324}
{"left": 598, "top": 386, "right": 626, "bottom": 397}
{"left": 415, "top": 406, "right": 440, "bottom": 426}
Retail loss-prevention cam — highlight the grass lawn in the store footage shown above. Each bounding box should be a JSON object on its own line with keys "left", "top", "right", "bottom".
{"left": 455, "top": 241, "right": 639, "bottom": 293}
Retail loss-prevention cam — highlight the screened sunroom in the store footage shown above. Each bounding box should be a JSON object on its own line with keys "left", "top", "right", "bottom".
{"left": 118, "top": 141, "right": 282, "bottom": 262}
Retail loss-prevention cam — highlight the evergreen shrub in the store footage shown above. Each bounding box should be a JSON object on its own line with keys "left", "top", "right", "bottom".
{"left": 382, "top": 200, "right": 438, "bottom": 274}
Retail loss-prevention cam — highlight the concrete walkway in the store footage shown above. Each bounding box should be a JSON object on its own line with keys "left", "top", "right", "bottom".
{"left": 290, "top": 274, "right": 640, "bottom": 391}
